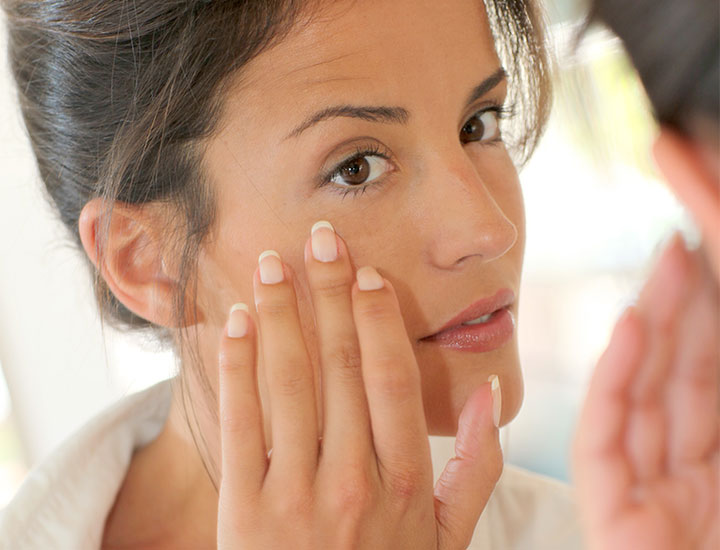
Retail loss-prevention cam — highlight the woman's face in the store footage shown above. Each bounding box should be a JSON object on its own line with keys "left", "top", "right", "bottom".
{"left": 195, "top": 0, "right": 525, "bottom": 437}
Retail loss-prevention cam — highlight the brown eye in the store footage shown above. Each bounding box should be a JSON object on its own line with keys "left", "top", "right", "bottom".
{"left": 461, "top": 110, "right": 500, "bottom": 143}
{"left": 339, "top": 157, "right": 370, "bottom": 185}
{"left": 330, "top": 155, "right": 392, "bottom": 187}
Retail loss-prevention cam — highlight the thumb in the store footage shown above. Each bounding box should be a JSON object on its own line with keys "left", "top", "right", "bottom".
{"left": 433, "top": 377, "right": 504, "bottom": 550}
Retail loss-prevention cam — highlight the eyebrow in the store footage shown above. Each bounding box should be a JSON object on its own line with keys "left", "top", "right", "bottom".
{"left": 284, "top": 66, "right": 507, "bottom": 141}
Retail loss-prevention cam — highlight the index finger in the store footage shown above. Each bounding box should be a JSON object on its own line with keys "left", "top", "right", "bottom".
{"left": 351, "top": 267, "right": 432, "bottom": 493}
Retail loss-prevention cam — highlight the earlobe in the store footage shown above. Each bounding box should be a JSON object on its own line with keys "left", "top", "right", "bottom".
{"left": 78, "top": 197, "right": 200, "bottom": 328}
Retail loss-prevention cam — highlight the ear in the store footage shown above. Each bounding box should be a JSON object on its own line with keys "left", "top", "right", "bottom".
{"left": 653, "top": 128, "right": 720, "bottom": 281}
{"left": 78, "top": 197, "right": 203, "bottom": 328}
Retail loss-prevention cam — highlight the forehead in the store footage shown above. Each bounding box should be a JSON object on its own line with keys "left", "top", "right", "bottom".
{"left": 225, "top": 0, "right": 500, "bottom": 128}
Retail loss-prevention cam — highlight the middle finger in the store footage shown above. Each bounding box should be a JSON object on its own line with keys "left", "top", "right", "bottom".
{"left": 303, "top": 221, "right": 374, "bottom": 469}
{"left": 254, "top": 249, "right": 319, "bottom": 483}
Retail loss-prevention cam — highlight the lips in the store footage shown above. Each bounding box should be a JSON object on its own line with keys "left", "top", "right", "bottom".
{"left": 422, "top": 288, "right": 516, "bottom": 338}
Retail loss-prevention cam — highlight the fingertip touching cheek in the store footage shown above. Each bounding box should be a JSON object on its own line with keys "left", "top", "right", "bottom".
{"left": 199, "top": 0, "right": 526, "bottom": 434}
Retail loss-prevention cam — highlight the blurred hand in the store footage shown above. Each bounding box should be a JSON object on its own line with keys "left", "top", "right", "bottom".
{"left": 572, "top": 235, "right": 720, "bottom": 550}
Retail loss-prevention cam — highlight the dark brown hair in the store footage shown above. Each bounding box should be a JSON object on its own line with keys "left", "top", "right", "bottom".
{"left": 587, "top": 0, "right": 719, "bottom": 143}
{"left": 2, "top": 0, "right": 552, "bottom": 489}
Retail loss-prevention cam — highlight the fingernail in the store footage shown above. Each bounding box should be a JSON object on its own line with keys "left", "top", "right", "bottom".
{"left": 311, "top": 221, "right": 338, "bottom": 262}
{"left": 357, "top": 266, "right": 384, "bottom": 291}
{"left": 487, "top": 374, "right": 501, "bottom": 428}
{"left": 228, "top": 303, "right": 249, "bottom": 338}
{"left": 258, "top": 250, "right": 284, "bottom": 284}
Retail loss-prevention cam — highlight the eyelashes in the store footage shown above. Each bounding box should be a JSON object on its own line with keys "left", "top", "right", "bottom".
{"left": 316, "top": 102, "right": 514, "bottom": 199}
{"left": 316, "top": 143, "right": 393, "bottom": 200}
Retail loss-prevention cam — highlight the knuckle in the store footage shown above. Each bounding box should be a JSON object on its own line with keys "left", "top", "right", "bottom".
{"left": 314, "top": 274, "right": 352, "bottom": 301}
{"left": 357, "top": 298, "right": 396, "bottom": 325}
{"left": 218, "top": 348, "right": 246, "bottom": 373}
{"left": 272, "top": 488, "right": 315, "bottom": 519}
{"left": 219, "top": 407, "right": 255, "bottom": 435}
{"left": 386, "top": 467, "right": 425, "bottom": 500}
{"left": 327, "top": 343, "right": 362, "bottom": 376}
{"left": 273, "top": 370, "right": 313, "bottom": 397}
{"left": 256, "top": 298, "right": 293, "bottom": 318}
{"left": 367, "top": 366, "right": 419, "bottom": 400}
{"left": 328, "top": 467, "right": 374, "bottom": 514}
{"left": 277, "top": 376, "right": 309, "bottom": 397}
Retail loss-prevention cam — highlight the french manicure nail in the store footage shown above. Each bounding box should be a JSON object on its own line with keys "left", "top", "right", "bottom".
{"left": 488, "top": 374, "right": 502, "bottom": 428}
{"left": 357, "top": 266, "right": 384, "bottom": 291}
{"left": 228, "top": 303, "right": 249, "bottom": 338}
{"left": 311, "top": 220, "right": 338, "bottom": 262}
{"left": 258, "top": 250, "right": 284, "bottom": 284}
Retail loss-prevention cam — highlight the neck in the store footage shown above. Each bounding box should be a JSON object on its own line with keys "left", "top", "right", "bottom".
{"left": 101, "top": 391, "right": 219, "bottom": 549}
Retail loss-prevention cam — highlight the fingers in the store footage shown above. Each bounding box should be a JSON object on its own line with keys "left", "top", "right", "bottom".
{"left": 303, "top": 222, "right": 374, "bottom": 468}
{"left": 572, "top": 306, "right": 645, "bottom": 529}
{"left": 218, "top": 303, "right": 267, "bottom": 500}
{"left": 351, "top": 268, "right": 433, "bottom": 493}
{"left": 667, "top": 249, "right": 720, "bottom": 467}
{"left": 433, "top": 380, "right": 503, "bottom": 550}
{"left": 254, "top": 250, "right": 319, "bottom": 482}
{"left": 625, "top": 235, "right": 690, "bottom": 481}
{"left": 633, "top": 235, "right": 690, "bottom": 398}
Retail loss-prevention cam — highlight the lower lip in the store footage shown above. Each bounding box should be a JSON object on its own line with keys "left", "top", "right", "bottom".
{"left": 422, "top": 308, "right": 515, "bottom": 352}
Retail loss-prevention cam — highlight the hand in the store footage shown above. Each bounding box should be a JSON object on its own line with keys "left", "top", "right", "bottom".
{"left": 215, "top": 222, "right": 503, "bottom": 549}
{"left": 572, "top": 235, "right": 720, "bottom": 550}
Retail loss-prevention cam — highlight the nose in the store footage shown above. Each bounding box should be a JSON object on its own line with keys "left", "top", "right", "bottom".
{"left": 420, "top": 149, "right": 519, "bottom": 268}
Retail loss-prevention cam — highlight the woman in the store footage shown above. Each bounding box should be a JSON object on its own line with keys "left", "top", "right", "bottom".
{"left": 0, "top": 0, "right": 592, "bottom": 548}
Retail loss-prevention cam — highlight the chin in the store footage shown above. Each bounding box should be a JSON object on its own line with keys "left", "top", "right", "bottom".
{"left": 419, "top": 341, "right": 524, "bottom": 437}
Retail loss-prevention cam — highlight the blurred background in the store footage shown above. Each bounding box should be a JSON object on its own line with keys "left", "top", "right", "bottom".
{"left": 0, "top": 0, "right": 694, "bottom": 507}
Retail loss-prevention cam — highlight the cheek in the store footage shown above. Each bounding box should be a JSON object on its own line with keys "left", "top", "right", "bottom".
{"left": 197, "top": 217, "right": 310, "bottom": 330}
{"left": 195, "top": 244, "right": 257, "bottom": 329}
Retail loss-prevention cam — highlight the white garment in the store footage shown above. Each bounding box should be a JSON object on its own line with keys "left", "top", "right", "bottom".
{"left": 0, "top": 378, "right": 584, "bottom": 549}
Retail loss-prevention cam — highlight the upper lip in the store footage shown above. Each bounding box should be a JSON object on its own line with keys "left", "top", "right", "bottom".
{"left": 421, "top": 289, "right": 515, "bottom": 339}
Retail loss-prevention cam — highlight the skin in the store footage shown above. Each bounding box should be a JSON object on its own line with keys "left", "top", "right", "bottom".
{"left": 572, "top": 129, "right": 720, "bottom": 549}
{"left": 79, "top": 0, "right": 524, "bottom": 547}
{"left": 71, "top": 0, "right": 720, "bottom": 545}
{"left": 653, "top": 128, "right": 720, "bottom": 283}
